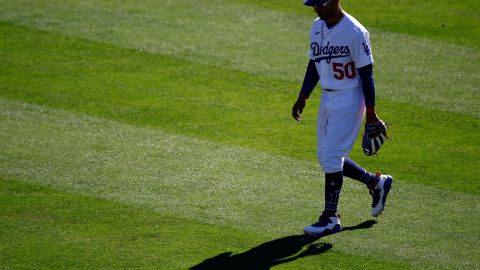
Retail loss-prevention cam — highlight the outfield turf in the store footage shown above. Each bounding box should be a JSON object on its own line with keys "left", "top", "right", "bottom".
{"left": 1, "top": 0, "right": 479, "bottom": 269}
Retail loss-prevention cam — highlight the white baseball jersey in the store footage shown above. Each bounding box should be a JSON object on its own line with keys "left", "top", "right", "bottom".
{"left": 309, "top": 12, "right": 373, "bottom": 90}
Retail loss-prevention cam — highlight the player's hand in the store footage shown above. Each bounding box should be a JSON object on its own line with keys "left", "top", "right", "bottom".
{"left": 292, "top": 94, "right": 307, "bottom": 122}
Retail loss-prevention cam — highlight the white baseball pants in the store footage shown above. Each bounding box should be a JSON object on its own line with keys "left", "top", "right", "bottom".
{"left": 316, "top": 88, "right": 365, "bottom": 173}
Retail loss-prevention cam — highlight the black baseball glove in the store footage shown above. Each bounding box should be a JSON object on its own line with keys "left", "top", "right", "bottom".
{"left": 362, "top": 120, "right": 388, "bottom": 156}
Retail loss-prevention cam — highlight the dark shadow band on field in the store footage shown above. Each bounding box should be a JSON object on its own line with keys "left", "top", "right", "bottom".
{"left": 190, "top": 220, "right": 377, "bottom": 270}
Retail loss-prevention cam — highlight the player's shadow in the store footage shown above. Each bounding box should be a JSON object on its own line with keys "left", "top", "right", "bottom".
{"left": 190, "top": 219, "right": 377, "bottom": 270}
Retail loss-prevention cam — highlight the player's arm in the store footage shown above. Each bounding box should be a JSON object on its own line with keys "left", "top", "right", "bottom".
{"left": 351, "top": 31, "right": 380, "bottom": 124}
{"left": 292, "top": 59, "right": 319, "bottom": 121}
{"left": 357, "top": 64, "right": 379, "bottom": 124}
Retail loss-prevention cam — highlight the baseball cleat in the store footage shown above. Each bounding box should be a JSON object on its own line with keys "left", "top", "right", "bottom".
{"left": 370, "top": 174, "right": 393, "bottom": 217}
{"left": 304, "top": 212, "right": 341, "bottom": 237}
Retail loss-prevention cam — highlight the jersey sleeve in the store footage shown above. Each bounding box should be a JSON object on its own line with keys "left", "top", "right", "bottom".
{"left": 308, "top": 27, "right": 315, "bottom": 60}
{"left": 308, "top": 19, "right": 320, "bottom": 60}
{"left": 350, "top": 31, "right": 374, "bottom": 68}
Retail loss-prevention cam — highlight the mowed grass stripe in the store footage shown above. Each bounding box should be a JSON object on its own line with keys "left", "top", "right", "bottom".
{"left": 0, "top": 0, "right": 478, "bottom": 117}
{"left": 1, "top": 98, "right": 479, "bottom": 269}
{"left": 0, "top": 179, "right": 411, "bottom": 270}
{"left": 1, "top": 23, "right": 479, "bottom": 195}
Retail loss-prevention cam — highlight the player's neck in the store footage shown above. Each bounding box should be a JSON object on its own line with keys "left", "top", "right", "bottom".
{"left": 324, "top": 9, "right": 344, "bottom": 27}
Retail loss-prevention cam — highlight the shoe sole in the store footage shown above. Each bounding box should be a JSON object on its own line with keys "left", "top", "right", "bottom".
{"left": 304, "top": 225, "right": 341, "bottom": 237}
{"left": 372, "top": 176, "right": 393, "bottom": 217}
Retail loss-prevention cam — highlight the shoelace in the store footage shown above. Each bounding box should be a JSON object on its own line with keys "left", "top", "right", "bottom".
{"left": 368, "top": 172, "right": 382, "bottom": 192}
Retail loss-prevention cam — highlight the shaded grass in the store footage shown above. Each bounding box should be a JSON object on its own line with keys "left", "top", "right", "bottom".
{"left": 1, "top": 23, "right": 478, "bottom": 195}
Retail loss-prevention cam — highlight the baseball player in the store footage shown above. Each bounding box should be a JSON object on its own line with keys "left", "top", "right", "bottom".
{"left": 292, "top": 0, "right": 393, "bottom": 236}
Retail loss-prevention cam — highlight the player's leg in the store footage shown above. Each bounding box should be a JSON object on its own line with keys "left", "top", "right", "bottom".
{"left": 304, "top": 171, "right": 342, "bottom": 236}
{"left": 304, "top": 92, "right": 341, "bottom": 236}
{"left": 343, "top": 157, "right": 378, "bottom": 189}
{"left": 304, "top": 90, "right": 361, "bottom": 236}
{"left": 315, "top": 95, "right": 344, "bottom": 217}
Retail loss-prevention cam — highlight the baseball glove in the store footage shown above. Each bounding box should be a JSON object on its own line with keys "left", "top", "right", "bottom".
{"left": 362, "top": 120, "right": 388, "bottom": 156}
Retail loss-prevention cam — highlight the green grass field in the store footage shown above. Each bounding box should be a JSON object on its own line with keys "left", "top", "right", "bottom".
{"left": 1, "top": 0, "right": 479, "bottom": 269}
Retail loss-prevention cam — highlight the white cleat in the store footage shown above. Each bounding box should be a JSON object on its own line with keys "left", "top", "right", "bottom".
{"left": 370, "top": 175, "right": 393, "bottom": 217}
{"left": 304, "top": 213, "right": 341, "bottom": 237}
